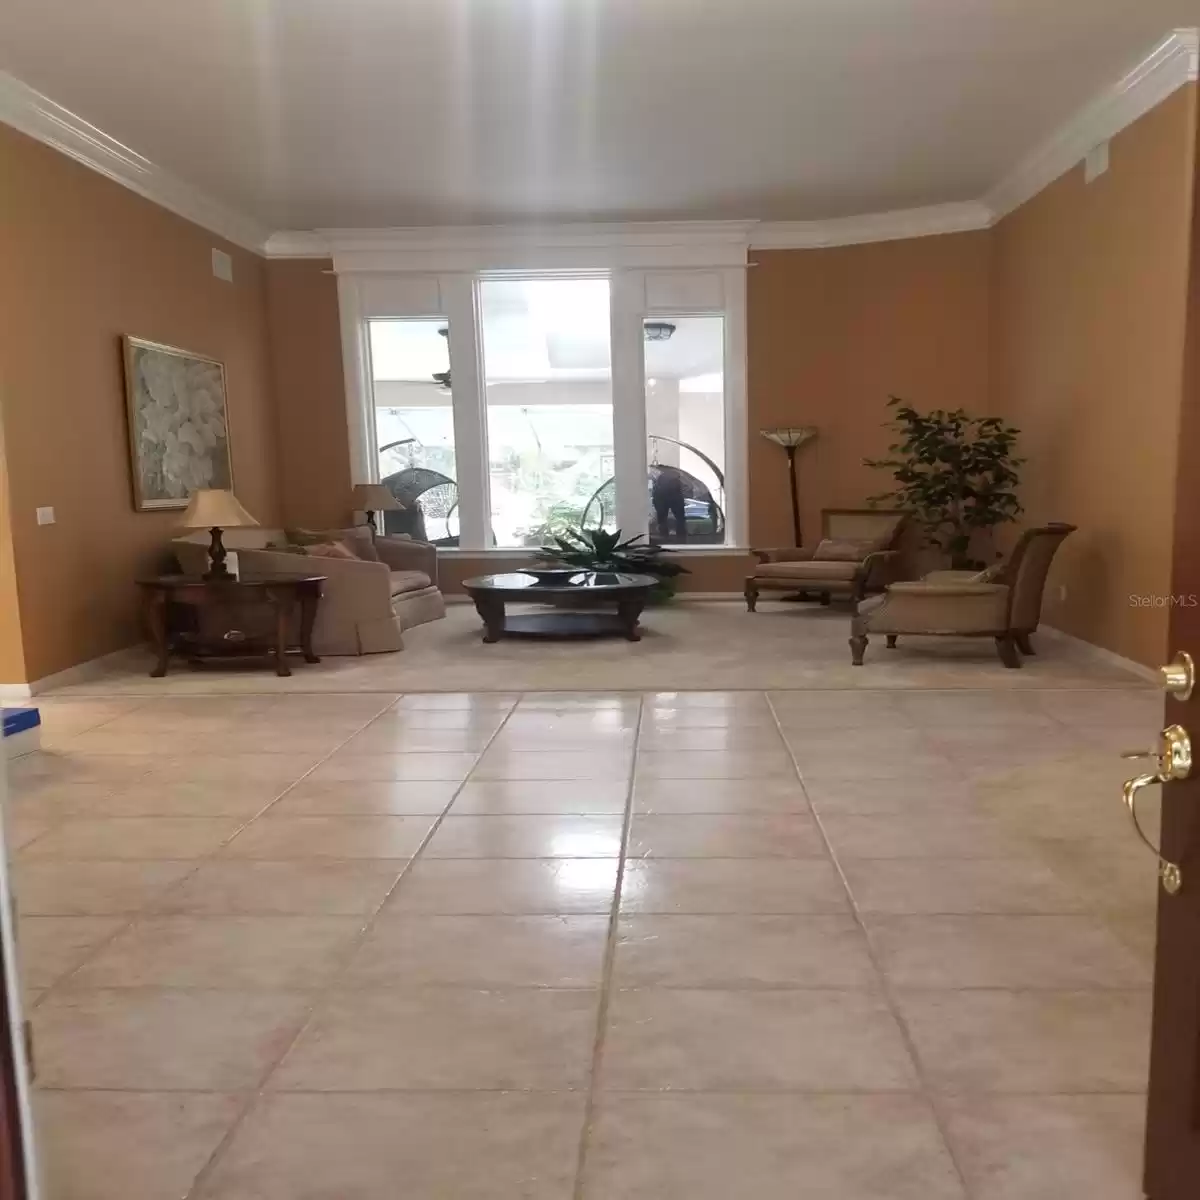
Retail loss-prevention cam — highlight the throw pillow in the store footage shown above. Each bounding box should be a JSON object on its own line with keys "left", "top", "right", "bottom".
{"left": 304, "top": 541, "right": 357, "bottom": 560}
{"left": 812, "top": 538, "right": 878, "bottom": 562}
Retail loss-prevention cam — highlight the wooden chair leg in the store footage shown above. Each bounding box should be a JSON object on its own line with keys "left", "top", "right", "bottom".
{"left": 850, "top": 634, "right": 868, "bottom": 666}
{"left": 885, "top": 635, "right": 898, "bottom": 649}
{"left": 995, "top": 635, "right": 1021, "bottom": 668}
{"left": 744, "top": 579, "right": 759, "bottom": 613}
{"left": 1015, "top": 632, "right": 1035, "bottom": 655}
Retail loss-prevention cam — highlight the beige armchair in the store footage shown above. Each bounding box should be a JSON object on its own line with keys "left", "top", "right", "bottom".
{"left": 849, "top": 522, "right": 1076, "bottom": 667}
{"left": 745, "top": 509, "right": 908, "bottom": 610}
{"left": 172, "top": 527, "right": 445, "bottom": 656}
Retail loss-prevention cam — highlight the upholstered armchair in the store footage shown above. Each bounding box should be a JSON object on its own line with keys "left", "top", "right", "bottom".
{"left": 745, "top": 509, "right": 908, "bottom": 609}
{"left": 849, "top": 522, "right": 1077, "bottom": 667}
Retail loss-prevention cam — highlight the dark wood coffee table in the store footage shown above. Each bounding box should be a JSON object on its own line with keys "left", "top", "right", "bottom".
{"left": 462, "top": 571, "right": 657, "bottom": 643}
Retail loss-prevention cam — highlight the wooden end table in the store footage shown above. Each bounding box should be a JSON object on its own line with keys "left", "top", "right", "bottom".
{"left": 138, "top": 575, "right": 325, "bottom": 678}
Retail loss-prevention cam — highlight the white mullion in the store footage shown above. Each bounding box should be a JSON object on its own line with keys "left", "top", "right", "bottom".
{"left": 610, "top": 270, "right": 648, "bottom": 539}
{"left": 337, "top": 276, "right": 374, "bottom": 484}
{"left": 722, "top": 267, "right": 749, "bottom": 548}
{"left": 443, "top": 275, "right": 489, "bottom": 549}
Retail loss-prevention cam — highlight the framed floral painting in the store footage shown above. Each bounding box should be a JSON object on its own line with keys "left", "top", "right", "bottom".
{"left": 122, "top": 337, "right": 233, "bottom": 510}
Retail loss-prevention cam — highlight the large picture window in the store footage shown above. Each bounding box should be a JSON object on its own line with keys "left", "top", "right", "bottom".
{"left": 342, "top": 253, "right": 746, "bottom": 552}
{"left": 479, "top": 278, "right": 615, "bottom": 548}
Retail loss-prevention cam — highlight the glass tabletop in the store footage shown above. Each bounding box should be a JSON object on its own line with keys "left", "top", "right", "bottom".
{"left": 462, "top": 571, "right": 658, "bottom": 593}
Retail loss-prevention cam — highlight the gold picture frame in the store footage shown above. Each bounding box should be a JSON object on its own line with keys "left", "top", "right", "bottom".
{"left": 122, "top": 336, "right": 234, "bottom": 511}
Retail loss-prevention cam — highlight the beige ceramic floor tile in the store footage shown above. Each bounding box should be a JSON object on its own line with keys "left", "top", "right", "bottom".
{"left": 221, "top": 815, "right": 435, "bottom": 859}
{"left": 842, "top": 858, "right": 1089, "bottom": 914}
{"left": 156, "top": 861, "right": 403, "bottom": 915}
{"left": 387, "top": 858, "right": 620, "bottom": 914}
{"left": 13, "top": 861, "right": 197, "bottom": 916}
{"left": 636, "top": 726, "right": 786, "bottom": 751}
{"left": 18, "top": 916, "right": 124, "bottom": 988}
{"left": 802, "top": 779, "right": 982, "bottom": 816}
{"left": 489, "top": 728, "right": 636, "bottom": 752}
{"left": 6, "top": 816, "right": 58, "bottom": 853}
{"left": 144, "top": 754, "right": 326, "bottom": 782}
{"left": 21, "top": 818, "right": 245, "bottom": 861}
{"left": 820, "top": 814, "right": 1020, "bottom": 859}
{"left": 635, "top": 750, "right": 795, "bottom": 779}
{"left": 340, "top": 725, "right": 499, "bottom": 753}
{"left": 345, "top": 914, "right": 609, "bottom": 987}
{"left": 518, "top": 692, "right": 641, "bottom": 711}
{"left": 33, "top": 988, "right": 311, "bottom": 1089}
{"left": 269, "top": 780, "right": 460, "bottom": 816}
{"left": 424, "top": 815, "right": 624, "bottom": 858}
{"left": 601, "top": 988, "right": 918, "bottom": 1092}
{"left": 309, "top": 752, "right": 478, "bottom": 782}
{"left": 640, "top": 707, "right": 778, "bottom": 728}
{"left": 43, "top": 777, "right": 288, "bottom": 818}
{"left": 451, "top": 780, "right": 629, "bottom": 815}
{"left": 895, "top": 989, "right": 1152, "bottom": 1092}
{"left": 582, "top": 1093, "right": 965, "bottom": 1200}
{"left": 614, "top": 916, "right": 876, "bottom": 988}
{"left": 865, "top": 915, "right": 1149, "bottom": 989}
{"left": 938, "top": 1094, "right": 1145, "bottom": 1200}
{"left": 645, "top": 691, "right": 768, "bottom": 708}
{"left": 392, "top": 692, "right": 519, "bottom": 710}
{"left": 632, "top": 777, "right": 808, "bottom": 814}
{"left": 472, "top": 750, "right": 633, "bottom": 781}
{"left": 627, "top": 814, "right": 826, "bottom": 859}
{"left": 73, "top": 915, "right": 365, "bottom": 989}
{"left": 273, "top": 988, "right": 598, "bottom": 1090}
{"left": 38, "top": 1090, "right": 245, "bottom": 1200}
{"left": 620, "top": 859, "right": 849, "bottom": 914}
{"left": 197, "top": 1091, "right": 585, "bottom": 1200}
{"left": 369, "top": 709, "right": 508, "bottom": 730}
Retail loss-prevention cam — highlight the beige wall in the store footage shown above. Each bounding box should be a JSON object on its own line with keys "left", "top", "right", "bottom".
{"left": 747, "top": 235, "right": 993, "bottom": 550}
{"left": 265, "top": 260, "right": 353, "bottom": 530}
{"left": 989, "top": 87, "right": 1197, "bottom": 666}
{"left": 0, "top": 125, "right": 281, "bottom": 682}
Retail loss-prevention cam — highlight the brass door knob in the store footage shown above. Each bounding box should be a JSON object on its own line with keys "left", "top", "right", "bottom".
{"left": 1160, "top": 651, "right": 1195, "bottom": 700}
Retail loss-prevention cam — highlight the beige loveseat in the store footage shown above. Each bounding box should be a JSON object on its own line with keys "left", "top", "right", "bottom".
{"left": 172, "top": 527, "right": 444, "bottom": 655}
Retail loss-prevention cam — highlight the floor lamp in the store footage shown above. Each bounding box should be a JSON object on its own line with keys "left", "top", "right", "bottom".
{"left": 760, "top": 427, "right": 818, "bottom": 546}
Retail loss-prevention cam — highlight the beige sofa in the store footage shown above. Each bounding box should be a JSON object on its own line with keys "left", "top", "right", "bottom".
{"left": 173, "top": 527, "right": 444, "bottom": 655}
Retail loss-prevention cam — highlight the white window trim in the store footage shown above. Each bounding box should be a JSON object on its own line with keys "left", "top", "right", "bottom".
{"left": 336, "top": 223, "right": 751, "bottom": 551}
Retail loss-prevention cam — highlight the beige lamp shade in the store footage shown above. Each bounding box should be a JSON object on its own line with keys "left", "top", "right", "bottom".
{"left": 352, "top": 483, "right": 405, "bottom": 512}
{"left": 179, "top": 488, "right": 260, "bottom": 529}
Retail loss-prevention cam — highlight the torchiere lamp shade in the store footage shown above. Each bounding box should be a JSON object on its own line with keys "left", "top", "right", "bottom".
{"left": 760, "top": 426, "right": 818, "bottom": 450}
{"left": 179, "top": 489, "right": 258, "bottom": 580}
{"left": 759, "top": 427, "right": 818, "bottom": 547}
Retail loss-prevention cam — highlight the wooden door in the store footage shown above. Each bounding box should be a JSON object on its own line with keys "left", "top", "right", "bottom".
{"left": 1143, "top": 174, "right": 1200, "bottom": 1197}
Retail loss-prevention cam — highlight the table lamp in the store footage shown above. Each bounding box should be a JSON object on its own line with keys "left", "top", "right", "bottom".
{"left": 179, "top": 488, "right": 259, "bottom": 581}
{"left": 351, "top": 483, "right": 405, "bottom": 536}
{"left": 759, "top": 427, "right": 818, "bottom": 546}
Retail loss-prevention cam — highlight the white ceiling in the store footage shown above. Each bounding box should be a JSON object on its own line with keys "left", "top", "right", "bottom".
{"left": 2, "top": 1, "right": 1198, "bottom": 231}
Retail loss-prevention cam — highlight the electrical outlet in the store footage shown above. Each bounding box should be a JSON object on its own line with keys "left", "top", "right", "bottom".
{"left": 35, "top": 506, "right": 55, "bottom": 526}
{"left": 1058, "top": 584, "right": 1068, "bottom": 603}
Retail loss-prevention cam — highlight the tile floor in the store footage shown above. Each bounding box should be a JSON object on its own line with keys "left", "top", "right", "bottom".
{"left": 10, "top": 682, "right": 1163, "bottom": 1198}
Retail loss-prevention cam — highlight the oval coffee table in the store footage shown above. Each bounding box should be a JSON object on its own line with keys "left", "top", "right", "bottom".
{"left": 462, "top": 571, "right": 657, "bottom": 643}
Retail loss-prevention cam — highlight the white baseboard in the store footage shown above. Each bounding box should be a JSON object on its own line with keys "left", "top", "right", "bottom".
{"left": 0, "top": 684, "right": 31, "bottom": 703}
{"left": 23, "top": 644, "right": 146, "bottom": 697}
{"left": 1040, "top": 626, "right": 1158, "bottom": 682}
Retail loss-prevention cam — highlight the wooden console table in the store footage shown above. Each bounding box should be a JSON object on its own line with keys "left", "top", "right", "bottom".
{"left": 138, "top": 575, "right": 325, "bottom": 678}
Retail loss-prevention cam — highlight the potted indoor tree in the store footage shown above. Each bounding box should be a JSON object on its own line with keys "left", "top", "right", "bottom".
{"left": 864, "top": 397, "right": 1023, "bottom": 569}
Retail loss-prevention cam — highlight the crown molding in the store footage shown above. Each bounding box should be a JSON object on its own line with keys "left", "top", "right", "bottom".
{"left": 0, "top": 70, "right": 269, "bottom": 253}
{"left": 278, "top": 221, "right": 758, "bottom": 272}
{"left": 985, "top": 27, "right": 1200, "bottom": 221}
{"left": 750, "top": 202, "right": 993, "bottom": 250}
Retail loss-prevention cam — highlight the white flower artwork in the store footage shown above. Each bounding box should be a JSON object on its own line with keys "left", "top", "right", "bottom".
{"left": 122, "top": 338, "right": 233, "bottom": 510}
